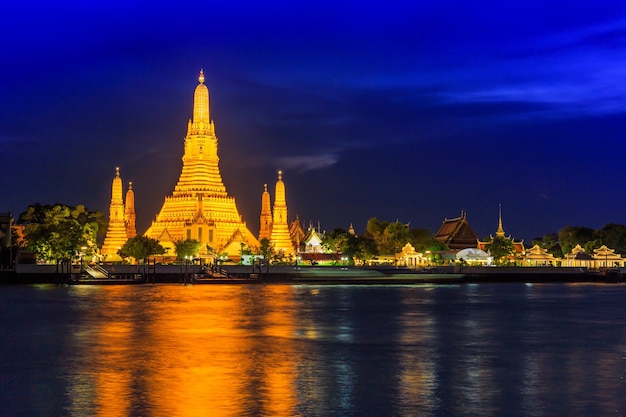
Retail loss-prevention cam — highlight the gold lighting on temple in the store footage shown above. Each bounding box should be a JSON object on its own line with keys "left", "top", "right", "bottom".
{"left": 125, "top": 182, "right": 136, "bottom": 238}
{"left": 269, "top": 171, "right": 295, "bottom": 256}
{"left": 101, "top": 167, "right": 135, "bottom": 262}
{"left": 259, "top": 183, "right": 272, "bottom": 241}
{"left": 145, "top": 70, "right": 259, "bottom": 257}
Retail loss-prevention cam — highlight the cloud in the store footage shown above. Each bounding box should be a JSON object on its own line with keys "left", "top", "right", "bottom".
{"left": 275, "top": 153, "right": 339, "bottom": 173}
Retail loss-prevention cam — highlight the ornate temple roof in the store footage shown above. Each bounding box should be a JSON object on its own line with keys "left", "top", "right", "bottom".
{"left": 433, "top": 211, "right": 479, "bottom": 250}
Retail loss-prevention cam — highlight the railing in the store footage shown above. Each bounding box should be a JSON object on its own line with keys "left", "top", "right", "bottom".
{"left": 77, "top": 273, "right": 143, "bottom": 282}
{"left": 84, "top": 264, "right": 109, "bottom": 278}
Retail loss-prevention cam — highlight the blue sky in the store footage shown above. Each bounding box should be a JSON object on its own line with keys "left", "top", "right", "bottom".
{"left": 1, "top": 1, "right": 625, "bottom": 240}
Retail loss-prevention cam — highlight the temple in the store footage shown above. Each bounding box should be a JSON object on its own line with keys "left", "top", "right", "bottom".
{"left": 433, "top": 210, "right": 479, "bottom": 250}
{"left": 269, "top": 171, "right": 296, "bottom": 257}
{"left": 477, "top": 206, "right": 525, "bottom": 254}
{"left": 101, "top": 167, "right": 136, "bottom": 261}
{"left": 144, "top": 70, "right": 259, "bottom": 257}
{"left": 124, "top": 182, "right": 136, "bottom": 238}
{"left": 259, "top": 184, "right": 272, "bottom": 241}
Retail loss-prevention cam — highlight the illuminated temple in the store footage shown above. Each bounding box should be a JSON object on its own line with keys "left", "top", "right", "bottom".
{"left": 101, "top": 167, "right": 136, "bottom": 261}
{"left": 145, "top": 70, "right": 260, "bottom": 256}
{"left": 269, "top": 171, "right": 296, "bottom": 256}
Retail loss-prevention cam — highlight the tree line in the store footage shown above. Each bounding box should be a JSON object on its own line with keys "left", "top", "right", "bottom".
{"left": 9, "top": 203, "right": 626, "bottom": 267}
{"left": 532, "top": 223, "right": 626, "bottom": 257}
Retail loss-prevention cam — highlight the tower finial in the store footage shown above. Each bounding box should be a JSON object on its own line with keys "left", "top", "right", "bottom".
{"left": 199, "top": 69, "right": 205, "bottom": 84}
{"left": 115, "top": 166, "right": 120, "bottom": 177}
{"left": 496, "top": 204, "right": 505, "bottom": 237}
{"left": 278, "top": 170, "right": 283, "bottom": 180}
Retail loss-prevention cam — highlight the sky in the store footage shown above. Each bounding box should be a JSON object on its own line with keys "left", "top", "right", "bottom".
{"left": 1, "top": 1, "right": 625, "bottom": 242}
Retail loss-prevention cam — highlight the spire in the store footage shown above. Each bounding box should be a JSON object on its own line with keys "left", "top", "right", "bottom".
{"left": 193, "top": 69, "right": 210, "bottom": 124}
{"left": 111, "top": 167, "right": 123, "bottom": 212}
{"left": 259, "top": 183, "right": 272, "bottom": 240}
{"left": 102, "top": 167, "right": 129, "bottom": 261}
{"left": 275, "top": 171, "right": 285, "bottom": 206}
{"left": 125, "top": 182, "right": 134, "bottom": 210}
{"left": 125, "top": 181, "right": 136, "bottom": 238}
{"left": 496, "top": 204, "right": 505, "bottom": 238}
{"left": 270, "top": 170, "right": 295, "bottom": 255}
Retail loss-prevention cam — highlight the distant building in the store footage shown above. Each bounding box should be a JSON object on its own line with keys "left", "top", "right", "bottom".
{"left": 456, "top": 248, "right": 491, "bottom": 265}
{"left": 269, "top": 171, "right": 295, "bottom": 257}
{"left": 523, "top": 244, "right": 557, "bottom": 266}
{"left": 101, "top": 168, "right": 136, "bottom": 262}
{"left": 302, "top": 227, "right": 324, "bottom": 253}
{"left": 288, "top": 216, "right": 305, "bottom": 252}
{"left": 562, "top": 244, "right": 625, "bottom": 268}
{"left": 433, "top": 210, "right": 479, "bottom": 250}
{"left": 477, "top": 206, "right": 525, "bottom": 255}
{"left": 561, "top": 244, "right": 595, "bottom": 268}
{"left": 259, "top": 184, "right": 272, "bottom": 241}
{"left": 396, "top": 243, "right": 427, "bottom": 268}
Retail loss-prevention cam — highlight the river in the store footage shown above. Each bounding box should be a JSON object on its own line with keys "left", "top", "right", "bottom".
{"left": 1, "top": 283, "right": 625, "bottom": 416}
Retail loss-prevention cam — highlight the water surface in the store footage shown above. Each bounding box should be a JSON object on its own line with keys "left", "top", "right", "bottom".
{"left": 1, "top": 283, "right": 625, "bottom": 416}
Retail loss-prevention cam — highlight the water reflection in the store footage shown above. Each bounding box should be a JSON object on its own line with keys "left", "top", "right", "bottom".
{"left": 64, "top": 285, "right": 302, "bottom": 416}
{"left": 1, "top": 283, "right": 625, "bottom": 416}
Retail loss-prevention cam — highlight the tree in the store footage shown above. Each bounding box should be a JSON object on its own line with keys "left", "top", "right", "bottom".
{"left": 558, "top": 226, "right": 596, "bottom": 255}
{"left": 366, "top": 217, "right": 387, "bottom": 245}
{"left": 599, "top": 223, "right": 626, "bottom": 255}
{"left": 256, "top": 237, "right": 273, "bottom": 273}
{"left": 365, "top": 218, "right": 412, "bottom": 255}
{"left": 583, "top": 238, "right": 603, "bottom": 255}
{"left": 531, "top": 233, "right": 563, "bottom": 258}
{"left": 486, "top": 236, "right": 515, "bottom": 265}
{"left": 353, "top": 235, "right": 377, "bottom": 264}
{"left": 118, "top": 235, "right": 165, "bottom": 272}
{"left": 174, "top": 239, "right": 201, "bottom": 261}
{"left": 239, "top": 242, "right": 253, "bottom": 259}
{"left": 322, "top": 228, "right": 350, "bottom": 254}
{"left": 380, "top": 221, "right": 411, "bottom": 254}
{"left": 18, "top": 204, "right": 106, "bottom": 271}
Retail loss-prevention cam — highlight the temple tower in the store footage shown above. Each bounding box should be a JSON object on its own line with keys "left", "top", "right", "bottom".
{"left": 145, "top": 70, "right": 260, "bottom": 256}
{"left": 270, "top": 171, "right": 295, "bottom": 256}
{"left": 496, "top": 204, "right": 505, "bottom": 238}
{"left": 101, "top": 167, "right": 129, "bottom": 261}
{"left": 259, "top": 183, "right": 272, "bottom": 241}
{"left": 125, "top": 182, "right": 137, "bottom": 238}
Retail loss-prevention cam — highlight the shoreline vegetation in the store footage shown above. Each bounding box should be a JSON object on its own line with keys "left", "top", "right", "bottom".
{"left": 1, "top": 264, "right": 624, "bottom": 285}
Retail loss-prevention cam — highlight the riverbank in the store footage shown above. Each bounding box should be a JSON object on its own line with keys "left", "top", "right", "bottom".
{"left": 1, "top": 265, "right": 624, "bottom": 285}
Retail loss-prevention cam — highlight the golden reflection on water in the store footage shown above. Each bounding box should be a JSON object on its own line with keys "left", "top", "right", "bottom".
{"left": 50, "top": 283, "right": 626, "bottom": 416}
{"left": 66, "top": 285, "right": 300, "bottom": 417}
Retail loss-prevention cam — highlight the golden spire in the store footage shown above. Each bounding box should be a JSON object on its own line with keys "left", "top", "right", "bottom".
{"left": 270, "top": 170, "right": 295, "bottom": 255}
{"left": 193, "top": 69, "right": 210, "bottom": 124}
{"left": 259, "top": 183, "right": 272, "bottom": 240}
{"left": 275, "top": 171, "right": 285, "bottom": 205}
{"left": 126, "top": 182, "right": 134, "bottom": 209}
{"left": 102, "top": 167, "right": 129, "bottom": 261}
{"left": 496, "top": 204, "right": 505, "bottom": 238}
{"left": 125, "top": 181, "right": 136, "bottom": 238}
{"left": 111, "top": 167, "right": 123, "bottom": 210}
